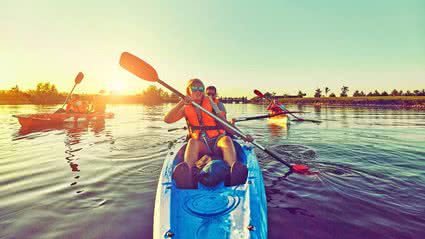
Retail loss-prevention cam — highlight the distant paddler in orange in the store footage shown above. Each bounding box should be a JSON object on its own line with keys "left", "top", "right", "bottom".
{"left": 66, "top": 94, "right": 88, "bottom": 113}
{"left": 254, "top": 89, "right": 322, "bottom": 123}
{"left": 266, "top": 99, "right": 289, "bottom": 126}
{"left": 89, "top": 90, "right": 107, "bottom": 113}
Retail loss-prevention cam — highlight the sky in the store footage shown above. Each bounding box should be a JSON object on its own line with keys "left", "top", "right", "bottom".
{"left": 1, "top": 0, "right": 424, "bottom": 97}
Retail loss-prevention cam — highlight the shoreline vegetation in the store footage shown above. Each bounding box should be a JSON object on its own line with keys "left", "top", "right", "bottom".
{"left": 0, "top": 84, "right": 180, "bottom": 105}
{"left": 275, "top": 96, "right": 425, "bottom": 110}
{"left": 1, "top": 83, "right": 424, "bottom": 110}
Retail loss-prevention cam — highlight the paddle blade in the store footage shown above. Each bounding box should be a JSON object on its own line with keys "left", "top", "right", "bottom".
{"left": 119, "top": 52, "right": 159, "bottom": 81}
{"left": 254, "top": 89, "right": 264, "bottom": 98}
{"left": 75, "top": 72, "right": 84, "bottom": 84}
{"left": 292, "top": 164, "right": 309, "bottom": 173}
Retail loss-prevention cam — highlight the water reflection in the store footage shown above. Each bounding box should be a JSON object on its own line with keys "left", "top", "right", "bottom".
{"left": 15, "top": 119, "right": 111, "bottom": 140}
{"left": 267, "top": 121, "right": 289, "bottom": 138}
{"left": 14, "top": 119, "right": 114, "bottom": 193}
{"left": 313, "top": 105, "right": 321, "bottom": 115}
{"left": 2, "top": 104, "right": 425, "bottom": 239}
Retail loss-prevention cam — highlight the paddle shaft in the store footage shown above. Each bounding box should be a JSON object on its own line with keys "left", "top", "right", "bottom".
{"left": 234, "top": 111, "right": 287, "bottom": 122}
{"left": 168, "top": 126, "right": 187, "bottom": 132}
{"left": 252, "top": 142, "right": 292, "bottom": 168}
{"left": 60, "top": 83, "right": 78, "bottom": 109}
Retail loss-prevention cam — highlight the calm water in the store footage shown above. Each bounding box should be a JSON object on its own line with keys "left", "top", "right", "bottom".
{"left": 1, "top": 104, "right": 424, "bottom": 239}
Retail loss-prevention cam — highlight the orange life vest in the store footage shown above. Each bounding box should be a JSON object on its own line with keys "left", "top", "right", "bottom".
{"left": 184, "top": 97, "right": 225, "bottom": 140}
{"left": 266, "top": 101, "right": 284, "bottom": 113}
{"left": 66, "top": 100, "right": 86, "bottom": 113}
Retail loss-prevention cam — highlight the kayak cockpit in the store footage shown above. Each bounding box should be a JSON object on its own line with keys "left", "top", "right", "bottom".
{"left": 172, "top": 140, "right": 247, "bottom": 189}
{"left": 153, "top": 139, "right": 268, "bottom": 239}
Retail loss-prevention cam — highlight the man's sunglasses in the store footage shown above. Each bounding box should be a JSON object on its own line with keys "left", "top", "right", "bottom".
{"left": 207, "top": 92, "right": 216, "bottom": 96}
{"left": 191, "top": 86, "right": 205, "bottom": 92}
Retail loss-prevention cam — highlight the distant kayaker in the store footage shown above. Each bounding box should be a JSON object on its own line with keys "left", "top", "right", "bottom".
{"left": 267, "top": 98, "right": 285, "bottom": 115}
{"left": 66, "top": 94, "right": 87, "bottom": 113}
{"left": 206, "top": 86, "right": 226, "bottom": 120}
{"left": 164, "top": 78, "right": 251, "bottom": 189}
{"left": 90, "top": 90, "right": 107, "bottom": 113}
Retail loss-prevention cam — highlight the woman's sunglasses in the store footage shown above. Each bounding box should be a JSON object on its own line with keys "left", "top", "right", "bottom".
{"left": 191, "top": 86, "right": 205, "bottom": 92}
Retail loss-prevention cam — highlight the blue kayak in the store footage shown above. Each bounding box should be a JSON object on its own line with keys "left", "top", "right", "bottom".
{"left": 153, "top": 139, "right": 267, "bottom": 239}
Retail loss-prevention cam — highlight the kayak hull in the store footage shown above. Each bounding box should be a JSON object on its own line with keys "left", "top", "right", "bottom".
{"left": 153, "top": 139, "right": 267, "bottom": 239}
{"left": 268, "top": 114, "right": 288, "bottom": 126}
{"left": 13, "top": 112, "right": 114, "bottom": 128}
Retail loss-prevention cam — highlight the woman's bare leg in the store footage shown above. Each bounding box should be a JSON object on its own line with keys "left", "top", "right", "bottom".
{"left": 174, "top": 138, "right": 209, "bottom": 189}
{"left": 216, "top": 136, "right": 237, "bottom": 166}
{"left": 216, "top": 136, "right": 247, "bottom": 186}
{"left": 184, "top": 138, "right": 209, "bottom": 168}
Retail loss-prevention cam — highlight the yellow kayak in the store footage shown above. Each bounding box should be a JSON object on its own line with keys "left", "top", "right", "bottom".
{"left": 268, "top": 114, "right": 289, "bottom": 126}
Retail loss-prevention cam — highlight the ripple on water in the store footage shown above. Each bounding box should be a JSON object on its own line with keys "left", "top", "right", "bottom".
{"left": 2, "top": 105, "right": 425, "bottom": 239}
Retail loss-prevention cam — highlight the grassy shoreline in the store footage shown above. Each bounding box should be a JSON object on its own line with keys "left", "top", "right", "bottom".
{"left": 274, "top": 96, "right": 425, "bottom": 110}
{"left": 0, "top": 95, "right": 179, "bottom": 105}
{"left": 1, "top": 95, "right": 425, "bottom": 110}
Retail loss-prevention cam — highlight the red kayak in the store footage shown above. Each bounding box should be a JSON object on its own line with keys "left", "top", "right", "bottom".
{"left": 13, "top": 112, "right": 114, "bottom": 128}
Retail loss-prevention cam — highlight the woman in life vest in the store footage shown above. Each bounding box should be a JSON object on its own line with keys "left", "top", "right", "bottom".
{"left": 164, "top": 79, "right": 249, "bottom": 189}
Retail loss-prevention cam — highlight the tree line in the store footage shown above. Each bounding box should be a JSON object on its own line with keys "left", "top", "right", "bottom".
{"left": 0, "top": 83, "right": 180, "bottom": 104}
{"left": 259, "top": 87, "right": 425, "bottom": 99}
{"left": 0, "top": 83, "right": 63, "bottom": 104}
{"left": 312, "top": 86, "right": 425, "bottom": 98}
{"left": 2, "top": 83, "right": 424, "bottom": 105}
{"left": 137, "top": 85, "right": 180, "bottom": 104}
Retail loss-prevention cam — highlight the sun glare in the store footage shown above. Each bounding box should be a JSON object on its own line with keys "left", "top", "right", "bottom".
{"left": 108, "top": 80, "right": 127, "bottom": 94}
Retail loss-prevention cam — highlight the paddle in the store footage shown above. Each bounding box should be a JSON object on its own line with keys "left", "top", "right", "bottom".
{"left": 168, "top": 126, "right": 188, "bottom": 132}
{"left": 56, "top": 72, "right": 84, "bottom": 113}
{"left": 119, "top": 52, "right": 309, "bottom": 174}
{"left": 233, "top": 111, "right": 307, "bottom": 123}
{"left": 233, "top": 111, "right": 288, "bottom": 123}
{"left": 254, "top": 89, "right": 321, "bottom": 123}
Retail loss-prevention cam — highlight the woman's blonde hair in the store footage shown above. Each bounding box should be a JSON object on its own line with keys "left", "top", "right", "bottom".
{"left": 186, "top": 78, "right": 204, "bottom": 95}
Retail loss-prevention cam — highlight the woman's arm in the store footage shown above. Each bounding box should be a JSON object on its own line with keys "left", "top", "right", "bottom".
{"left": 164, "top": 100, "right": 186, "bottom": 123}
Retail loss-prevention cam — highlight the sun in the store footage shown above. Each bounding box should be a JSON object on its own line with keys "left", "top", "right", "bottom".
{"left": 108, "top": 80, "right": 127, "bottom": 94}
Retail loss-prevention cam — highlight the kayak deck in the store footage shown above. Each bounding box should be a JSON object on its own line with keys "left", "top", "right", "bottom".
{"left": 13, "top": 112, "right": 114, "bottom": 128}
{"left": 154, "top": 140, "right": 267, "bottom": 239}
{"left": 268, "top": 114, "right": 289, "bottom": 126}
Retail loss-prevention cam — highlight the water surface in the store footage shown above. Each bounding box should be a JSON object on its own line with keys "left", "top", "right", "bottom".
{"left": 1, "top": 104, "right": 424, "bottom": 239}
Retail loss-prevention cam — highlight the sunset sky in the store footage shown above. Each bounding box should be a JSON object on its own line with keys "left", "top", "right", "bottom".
{"left": 1, "top": 0, "right": 424, "bottom": 97}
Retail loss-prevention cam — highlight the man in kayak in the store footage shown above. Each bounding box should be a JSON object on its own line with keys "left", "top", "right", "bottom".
{"left": 266, "top": 98, "right": 286, "bottom": 115}
{"left": 90, "top": 90, "right": 107, "bottom": 113}
{"left": 66, "top": 94, "right": 87, "bottom": 113}
{"left": 206, "top": 86, "right": 226, "bottom": 120}
{"left": 164, "top": 79, "right": 250, "bottom": 189}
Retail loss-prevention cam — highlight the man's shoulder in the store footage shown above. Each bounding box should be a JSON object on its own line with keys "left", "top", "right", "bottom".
{"left": 217, "top": 101, "right": 226, "bottom": 112}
